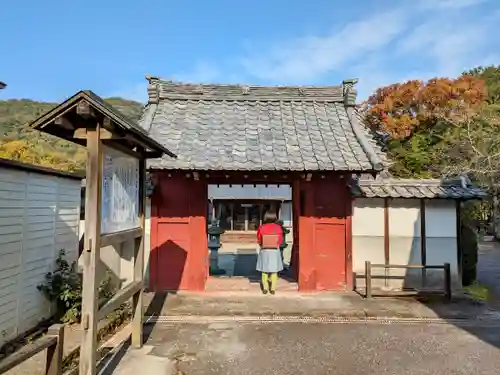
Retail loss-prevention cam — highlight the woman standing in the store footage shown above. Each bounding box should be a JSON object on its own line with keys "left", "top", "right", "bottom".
{"left": 256, "top": 211, "right": 284, "bottom": 295}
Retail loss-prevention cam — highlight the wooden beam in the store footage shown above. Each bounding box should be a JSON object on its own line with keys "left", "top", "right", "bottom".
{"left": 73, "top": 127, "right": 118, "bottom": 140}
{"left": 132, "top": 157, "right": 147, "bottom": 348}
{"left": 54, "top": 116, "right": 74, "bottom": 130}
{"left": 0, "top": 336, "right": 57, "bottom": 374}
{"left": 79, "top": 124, "right": 103, "bottom": 375}
{"left": 420, "top": 199, "right": 427, "bottom": 287}
{"left": 97, "top": 281, "right": 142, "bottom": 320}
{"left": 383, "top": 198, "right": 390, "bottom": 287}
{"left": 124, "top": 134, "right": 154, "bottom": 153}
{"left": 101, "top": 140, "right": 144, "bottom": 160}
{"left": 145, "top": 151, "right": 164, "bottom": 159}
{"left": 76, "top": 100, "right": 96, "bottom": 119}
{"left": 100, "top": 227, "right": 142, "bottom": 248}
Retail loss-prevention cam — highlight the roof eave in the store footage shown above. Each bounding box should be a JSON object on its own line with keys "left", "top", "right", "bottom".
{"left": 29, "top": 90, "right": 176, "bottom": 159}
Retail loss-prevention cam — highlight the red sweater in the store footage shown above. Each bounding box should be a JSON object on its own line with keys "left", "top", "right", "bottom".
{"left": 257, "top": 223, "right": 284, "bottom": 248}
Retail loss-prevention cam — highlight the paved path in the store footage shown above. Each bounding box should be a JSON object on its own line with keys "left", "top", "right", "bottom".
{"left": 109, "top": 321, "right": 500, "bottom": 375}
{"left": 143, "top": 291, "right": 494, "bottom": 321}
{"left": 478, "top": 240, "right": 500, "bottom": 308}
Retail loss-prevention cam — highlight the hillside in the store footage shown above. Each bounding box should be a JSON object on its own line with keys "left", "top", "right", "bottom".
{"left": 0, "top": 97, "right": 144, "bottom": 172}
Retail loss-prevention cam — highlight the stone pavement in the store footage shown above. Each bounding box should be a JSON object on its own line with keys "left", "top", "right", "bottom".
{"left": 107, "top": 320, "right": 500, "bottom": 375}
{"left": 478, "top": 239, "right": 500, "bottom": 309}
{"left": 143, "top": 291, "right": 499, "bottom": 322}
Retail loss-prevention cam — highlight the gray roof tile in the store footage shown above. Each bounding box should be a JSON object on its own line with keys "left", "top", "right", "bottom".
{"left": 351, "top": 171, "right": 487, "bottom": 200}
{"left": 139, "top": 78, "right": 387, "bottom": 171}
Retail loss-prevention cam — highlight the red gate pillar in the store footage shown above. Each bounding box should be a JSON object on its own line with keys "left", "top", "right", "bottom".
{"left": 150, "top": 172, "right": 208, "bottom": 291}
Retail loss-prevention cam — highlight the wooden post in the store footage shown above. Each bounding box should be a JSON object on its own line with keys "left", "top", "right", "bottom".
{"left": 345, "top": 201, "right": 353, "bottom": 290}
{"left": 444, "top": 262, "right": 452, "bottom": 301}
{"left": 383, "top": 198, "right": 390, "bottom": 287}
{"left": 456, "top": 201, "right": 462, "bottom": 277}
{"left": 230, "top": 202, "right": 234, "bottom": 230}
{"left": 365, "top": 261, "right": 372, "bottom": 299}
{"left": 79, "top": 125, "right": 103, "bottom": 375}
{"left": 132, "top": 157, "right": 146, "bottom": 348}
{"left": 45, "top": 324, "right": 64, "bottom": 375}
{"left": 244, "top": 206, "right": 249, "bottom": 231}
{"left": 420, "top": 199, "right": 427, "bottom": 287}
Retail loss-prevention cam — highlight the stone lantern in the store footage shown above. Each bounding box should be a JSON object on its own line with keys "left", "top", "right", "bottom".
{"left": 207, "top": 219, "right": 226, "bottom": 275}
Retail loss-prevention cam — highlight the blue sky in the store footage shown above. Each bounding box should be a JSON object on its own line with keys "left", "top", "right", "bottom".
{"left": 1, "top": 0, "right": 499, "bottom": 103}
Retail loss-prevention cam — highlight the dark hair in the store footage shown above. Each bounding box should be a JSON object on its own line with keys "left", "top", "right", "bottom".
{"left": 263, "top": 210, "right": 278, "bottom": 224}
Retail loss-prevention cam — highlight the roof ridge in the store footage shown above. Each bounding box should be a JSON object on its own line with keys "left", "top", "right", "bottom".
{"left": 145, "top": 75, "right": 354, "bottom": 103}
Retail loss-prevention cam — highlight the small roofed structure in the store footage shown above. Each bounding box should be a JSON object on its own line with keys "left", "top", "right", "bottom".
{"left": 30, "top": 90, "right": 175, "bottom": 159}
{"left": 29, "top": 90, "right": 175, "bottom": 375}
{"left": 349, "top": 170, "right": 486, "bottom": 294}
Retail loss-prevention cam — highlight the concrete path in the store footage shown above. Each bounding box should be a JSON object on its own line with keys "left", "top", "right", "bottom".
{"left": 108, "top": 321, "right": 500, "bottom": 375}
{"left": 143, "top": 291, "right": 497, "bottom": 321}
{"left": 478, "top": 240, "right": 500, "bottom": 308}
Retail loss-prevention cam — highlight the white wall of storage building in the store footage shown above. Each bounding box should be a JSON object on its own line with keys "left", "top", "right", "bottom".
{"left": 0, "top": 161, "right": 81, "bottom": 347}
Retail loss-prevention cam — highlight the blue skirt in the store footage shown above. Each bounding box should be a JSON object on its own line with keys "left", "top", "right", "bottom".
{"left": 256, "top": 248, "right": 284, "bottom": 273}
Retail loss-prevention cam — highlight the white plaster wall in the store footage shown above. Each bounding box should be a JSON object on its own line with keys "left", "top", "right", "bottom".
{"left": 352, "top": 198, "right": 460, "bottom": 291}
{"left": 352, "top": 198, "right": 385, "bottom": 284}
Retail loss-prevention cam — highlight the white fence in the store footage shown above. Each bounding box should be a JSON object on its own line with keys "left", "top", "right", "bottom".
{"left": 0, "top": 159, "right": 81, "bottom": 348}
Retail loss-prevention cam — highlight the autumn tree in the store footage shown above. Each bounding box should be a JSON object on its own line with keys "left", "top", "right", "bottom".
{"left": 464, "top": 65, "right": 500, "bottom": 106}
{"left": 365, "top": 76, "right": 486, "bottom": 140}
{"left": 362, "top": 76, "right": 488, "bottom": 178}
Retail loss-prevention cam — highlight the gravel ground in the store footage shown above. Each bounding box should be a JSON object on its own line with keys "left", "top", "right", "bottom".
{"left": 109, "top": 321, "right": 500, "bottom": 375}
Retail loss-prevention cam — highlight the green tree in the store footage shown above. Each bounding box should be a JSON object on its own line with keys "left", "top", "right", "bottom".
{"left": 0, "top": 97, "right": 143, "bottom": 172}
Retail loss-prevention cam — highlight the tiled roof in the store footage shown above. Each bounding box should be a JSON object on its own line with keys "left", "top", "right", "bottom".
{"left": 139, "top": 76, "right": 387, "bottom": 172}
{"left": 351, "top": 171, "right": 487, "bottom": 200}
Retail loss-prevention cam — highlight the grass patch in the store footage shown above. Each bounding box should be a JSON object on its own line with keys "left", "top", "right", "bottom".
{"left": 463, "top": 282, "right": 490, "bottom": 302}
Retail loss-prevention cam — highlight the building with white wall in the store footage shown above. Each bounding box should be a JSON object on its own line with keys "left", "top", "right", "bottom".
{"left": 350, "top": 171, "right": 486, "bottom": 291}
{"left": 0, "top": 159, "right": 81, "bottom": 348}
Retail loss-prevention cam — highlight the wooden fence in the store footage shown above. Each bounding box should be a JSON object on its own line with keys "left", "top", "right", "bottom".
{"left": 364, "top": 261, "right": 451, "bottom": 300}
{"left": 0, "top": 325, "right": 64, "bottom": 375}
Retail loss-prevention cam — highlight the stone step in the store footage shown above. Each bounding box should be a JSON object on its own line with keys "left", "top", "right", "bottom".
{"left": 221, "top": 231, "right": 258, "bottom": 243}
{"left": 206, "top": 276, "right": 298, "bottom": 292}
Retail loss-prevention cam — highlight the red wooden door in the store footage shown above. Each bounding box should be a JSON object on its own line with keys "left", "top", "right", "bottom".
{"left": 312, "top": 178, "right": 347, "bottom": 290}
{"left": 312, "top": 222, "right": 346, "bottom": 290}
{"left": 150, "top": 173, "right": 208, "bottom": 291}
{"left": 297, "top": 176, "right": 349, "bottom": 291}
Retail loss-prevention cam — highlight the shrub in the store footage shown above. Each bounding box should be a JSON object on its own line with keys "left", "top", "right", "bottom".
{"left": 38, "top": 249, "right": 113, "bottom": 324}
{"left": 461, "top": 224, "right": 479, "bottom": 286}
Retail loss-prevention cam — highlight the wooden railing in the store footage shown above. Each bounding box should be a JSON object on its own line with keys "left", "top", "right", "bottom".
{"left": 0, "top": 325, "right": 64, "bottom": 375}
{"left": 364, "top": 261, "right": 451, "bottom": 301}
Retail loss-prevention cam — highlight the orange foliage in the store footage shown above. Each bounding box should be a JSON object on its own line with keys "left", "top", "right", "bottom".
{"left": 366, "top": 76, "right": 487, "bottom": 139}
